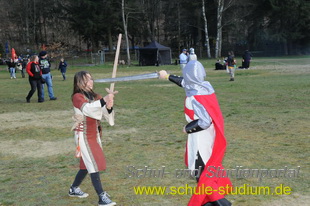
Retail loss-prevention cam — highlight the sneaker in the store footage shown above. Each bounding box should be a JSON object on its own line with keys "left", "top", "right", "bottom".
{"left": 26, "top": 98, "right": 30, "bottom": 103}
{"left": 68, "top": 186, "right": 89, "bottom": 198}
{"left": 98, "top": 192, "right": 116, "bottom": 206}
{"left": 50, "top": 97, "right": 57, "bottom": 100}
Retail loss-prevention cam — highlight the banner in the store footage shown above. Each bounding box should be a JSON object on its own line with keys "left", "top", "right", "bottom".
{"left": 11, "top": 48, "right": 16, "bottom": 60}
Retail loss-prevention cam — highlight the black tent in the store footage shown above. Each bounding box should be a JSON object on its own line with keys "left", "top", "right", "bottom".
{"left": 139, "top": 41, "right": 172, "bottom": 66}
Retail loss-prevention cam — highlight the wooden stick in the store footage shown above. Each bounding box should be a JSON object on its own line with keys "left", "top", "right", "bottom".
{"left": 109, "top": 33, "right": 122, "bottom": 93}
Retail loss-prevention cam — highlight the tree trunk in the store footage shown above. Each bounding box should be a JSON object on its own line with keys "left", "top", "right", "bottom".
{"left": 215, "top": 0, "right": 224, "bottom": 58}
{"left": 202, "top": 0, "right": 211, "bottom": 58}
{"left": 141, "top": 1, "right": 153, "bottom": 42}
{"left": 122, "top": 0, "right": 131, "bottom": 65}
{"left": 108, "top": 27, "right": 113, "bottom": 51}
{"left": 198, "top": 11, "right": 202, "bottom": 58}
{"left": 33, "top": 0, "right": 38, "bottom": 45}
{"left": 24, "top": 0, "right": 30, "bottom": 44}
{"left": 283, "top": 39, "right": 288, "bottom": 55}
{"left": 43, "top": 16, "right": 47, "bottom": 44}
{"left": 177, "top": 2, "right": 181, "bottom": 53}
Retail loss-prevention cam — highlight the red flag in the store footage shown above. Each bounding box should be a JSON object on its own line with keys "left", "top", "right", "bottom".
{"left": 11, "top": 48, "right": 16, "bottom": 60}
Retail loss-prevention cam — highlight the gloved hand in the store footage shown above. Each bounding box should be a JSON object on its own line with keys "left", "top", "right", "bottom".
{"left": 159, "top": 70, "right": 169, "bottom": 79}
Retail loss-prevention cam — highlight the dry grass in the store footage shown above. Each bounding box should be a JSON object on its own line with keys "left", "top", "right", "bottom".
{"left": 0, "top": 110, "right": 72, "bottom": 131}
{"left": 0, "top": 56, "right": 309, "bottom": 206}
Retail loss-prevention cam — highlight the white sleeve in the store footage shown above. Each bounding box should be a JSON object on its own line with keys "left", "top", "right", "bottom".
{"left": 192, "top": 99, "right": 212, "bottom": 129}
{"left": 101, "top": 106, "right": 115, "bottom": 126}
{"left": 81, "top": 100, "right": 103, "bottom": 120}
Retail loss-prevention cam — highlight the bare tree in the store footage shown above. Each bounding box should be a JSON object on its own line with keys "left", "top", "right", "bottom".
{"left": 177, "top": 1, "right": 181, "bottom": 53}
{"left": 122, "top": 0, "right": 131, "bottom": 65}
{"left": 215, "top": 0, "right": 235, "bottom": 58}
{"left": 215, "top": 0, "right": 224, "bottom": 58}
{"left": 202, "top": 0, "right": 211, "bottom": 58}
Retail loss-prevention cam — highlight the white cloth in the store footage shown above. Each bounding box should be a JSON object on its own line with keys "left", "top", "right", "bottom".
{"left": 185, "top": 96, "right": 215, "bottom": 170}
{"left": 188, "top": 54, "right": 197, "bottom": 61}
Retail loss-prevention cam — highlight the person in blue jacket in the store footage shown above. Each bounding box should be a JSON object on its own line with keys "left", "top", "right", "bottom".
{"left": 58, "top": 57, "right": 68, "bottom": 80}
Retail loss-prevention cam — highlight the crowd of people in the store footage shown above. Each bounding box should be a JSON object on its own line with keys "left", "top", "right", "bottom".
{"left": 179, "top": 48, "right": 253, "bottom": 82}
{"left": 6, "top": 51, "right": 69, "bottom": 103}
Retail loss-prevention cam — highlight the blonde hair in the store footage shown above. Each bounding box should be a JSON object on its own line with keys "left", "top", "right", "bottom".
{"left": 30, "top": 55, "right": 38, "bottom": 62}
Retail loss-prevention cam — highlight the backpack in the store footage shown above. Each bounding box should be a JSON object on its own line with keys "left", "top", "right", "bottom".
{"left": 15, "top": 63, "right": 22, "bottom": 71}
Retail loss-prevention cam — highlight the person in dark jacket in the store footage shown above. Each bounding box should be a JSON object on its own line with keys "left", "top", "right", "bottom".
{"left": 39, "top": 51, "right": 57, "bottom": 101}
{"left": 26, "top": 55, "right": 44, "bottom": 103}
{"left": 21, "top": 58, "right": 29, "bottom": 78}
{"left": 58, "top": 57, "right": 68, "bottom": 80}
{"left": 215, "top": 60, "right": 225, "bottom": 70}
{"left": 226, "top": 51, "right": 236, "bottom": 81}
{"left": 242, "top": 50, "right": 252, "bottom": 69}
{"left": 7, "top": 59, "right": 16, "bottom": 79}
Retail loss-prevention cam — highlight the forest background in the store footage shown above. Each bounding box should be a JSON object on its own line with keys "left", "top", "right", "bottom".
{"left": 0, "top": 0, "right": 309, "bottom": 64}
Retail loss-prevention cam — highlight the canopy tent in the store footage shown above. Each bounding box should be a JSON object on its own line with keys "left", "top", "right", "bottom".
{"left": 139, "top": 41, "right": 172, "bottom": 66}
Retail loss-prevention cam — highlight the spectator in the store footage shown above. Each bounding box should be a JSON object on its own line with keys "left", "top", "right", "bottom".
{"left": 188, "top": 48, "right": 197, "bottom": 61}
{"left": 69, "top": 71, "right": 116, "bottom": 206}
{"left": 25, "top": 55, "right": 44, "bottom": 103}
{"left": 179, "top": 49, "right": 188, "bottom": 69}
{"left": 39, "top": 51, "right": 57, "bottom": 101}
{"left": 215, "top": 59, "right": 225, "bottom": 70}
{"left": 58, "top": 57, "right": 68, "bottom": 80}
{"left": 7, "top": 59, "right": 16, "bottom": 79}
{"left": 242, "top": 50, "right": 253, "bottom": 69}
{"left": 226, "top": 51, "right": 236, "bottom": 81}
{"left": 21, "top": 58, "right": 29, "bottom": 78}
{"left": 15, "top": 60, "right": 23, "bottom": 77}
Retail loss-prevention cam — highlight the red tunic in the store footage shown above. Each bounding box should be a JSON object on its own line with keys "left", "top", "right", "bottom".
{"left": 72, "top": 93, "right": 106, "bottom": 172}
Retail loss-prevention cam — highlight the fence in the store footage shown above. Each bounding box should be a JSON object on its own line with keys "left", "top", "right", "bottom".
{"left": 49, "top": 50, "right": 139, "bottom": 69}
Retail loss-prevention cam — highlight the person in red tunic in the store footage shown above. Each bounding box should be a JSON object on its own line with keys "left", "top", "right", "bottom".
{"left": 159, "top": 60, "right": 232, "bottom": 206}
{"left": 69, "top": 71, "right": 117, "bottom": 206}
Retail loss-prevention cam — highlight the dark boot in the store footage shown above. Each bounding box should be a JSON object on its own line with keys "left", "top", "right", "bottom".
{"left": 212, "top": 198, "right": 232, "bottom": 206}
{"left": 202, "top": 203, "right": 213, "bottom": 206}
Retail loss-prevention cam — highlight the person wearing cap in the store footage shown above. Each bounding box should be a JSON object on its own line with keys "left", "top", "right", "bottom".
{"left": 158, "top": 61, "right": 232, "bottom": 206}
{"left": 39, "top": 51, "right": 57, "bottom": 101}
{"left": 188, "top": 48, "right": 197, "bottom": 61}
{"left": 179, "top": 49, "right": 188, "bottom": 69}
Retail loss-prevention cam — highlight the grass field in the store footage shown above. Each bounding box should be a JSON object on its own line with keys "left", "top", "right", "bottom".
{"left": 0, "top": 56, "right": 309, "bottom": 206}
